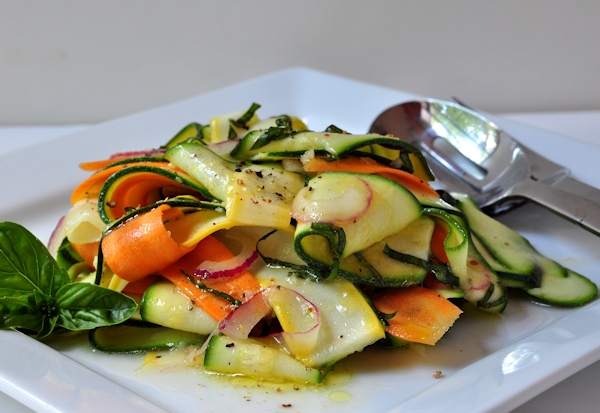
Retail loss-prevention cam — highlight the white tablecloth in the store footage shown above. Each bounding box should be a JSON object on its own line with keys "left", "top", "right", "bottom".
{"left": 1, "top": 112, "right": 599, "bottom": 412}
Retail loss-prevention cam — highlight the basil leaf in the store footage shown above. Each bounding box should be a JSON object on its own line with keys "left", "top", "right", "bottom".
{"left": 55, "top": 283, "right": 137, "bottom": 330}
{"left": 182, "top": 271, "right": 241, "bottom": 306}
{"left": 230, "top": 102, "right": 261, "bottom": 129}
{"left": 0, "top": 221, "right": 137, "bottom": 338}
{"left": 0, "top": 222, "right": 69, "bottom": 297}
{"left": 250, "top": 115, "right": 294, "bottom": 150}
{"left": 0, "top": 299, "right": 42, "bottom": 332}
{"left": 37, "top": 286, "right": 65, "bottom": 338}
{"left": 0, "top": 290, "right": 32, "bottom": 307}
{"left": 37, "top": 313, "right": 59, "bottom": 338}
{"left": 0, "top": 312, "right": 43, "bottom": 333}
{"left": 324, "top": 124, "right": 345, "bottom": 134}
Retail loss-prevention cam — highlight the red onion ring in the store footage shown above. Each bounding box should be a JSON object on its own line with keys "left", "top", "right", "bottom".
{"left": 193, "top": 248, "right": 258, "bottom": 280}
{"left": 218, "top": 286, "right": 321, "bottom": 357}
{"left": 268, "top": 288, "right": 321, "bottom": 357}
{"left": 218, "top": 289, "right": 272, "bottom": 339}
{"left": 48, "top": 216, "right": 67, "bottom": 258}
{"left": 464, "top": 257, "right": 492, "bottom": 291}
{"left": 109, "top": 148, "right": 166, "bottom": 159}
{"left": 291, "top": 175, "right": 373, "bottom": 224}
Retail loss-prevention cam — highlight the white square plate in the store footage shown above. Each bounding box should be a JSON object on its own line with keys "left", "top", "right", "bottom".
{"left": 1, "top": 67, "right": 600, "bottom": 413}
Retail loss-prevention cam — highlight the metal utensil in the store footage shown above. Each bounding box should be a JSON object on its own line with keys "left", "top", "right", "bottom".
{"left": 369, "top": 99, "right": 600, "bottom": 236}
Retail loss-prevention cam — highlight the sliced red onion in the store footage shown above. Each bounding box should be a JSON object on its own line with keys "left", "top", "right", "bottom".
{"left": 193, "top": 248, "right": 258, "bottom": 279}
{"left": 218, "top": 286, "right": 321, "bottom": 357}
{"left": 206, "top": 139, "right": 240, "bottom": 157}
{"left": 291, "top": 175, "right": 373, "bottom": 224}
{"left": 266, "top": 287, "right": 321, "bottom": 356}
{"left": 218, "top": 290, "right": 272, "bottom": 339}
{"left": 109, "top": 148, "right": 166, "bottom": 159}
{"left": 464, "top": 256, "right": 492, "bottom": 291}
{"left": 48, "top": 216, "right": 67, "bottom": 258}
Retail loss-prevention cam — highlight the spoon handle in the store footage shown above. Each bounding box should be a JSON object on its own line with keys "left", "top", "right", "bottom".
{"left": 510, "top": 179, "right": 600, "bottom": 236}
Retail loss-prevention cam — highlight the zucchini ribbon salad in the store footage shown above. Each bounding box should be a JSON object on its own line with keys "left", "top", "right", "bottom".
{"left": 0, "top": 103, "right": 597, "bottom": 385}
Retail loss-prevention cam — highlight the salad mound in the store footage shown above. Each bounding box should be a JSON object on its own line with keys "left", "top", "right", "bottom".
{"left": 0, "top": 103, "right": 597, "bottom": 385}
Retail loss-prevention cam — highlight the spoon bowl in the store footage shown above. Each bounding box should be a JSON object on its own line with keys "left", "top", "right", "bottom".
{"left": 369, "top": 99, "right": 600, "bottom": 235}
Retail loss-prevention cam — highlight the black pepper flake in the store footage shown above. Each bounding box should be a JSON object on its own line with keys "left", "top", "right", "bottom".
{"left": 226, "top": 342, "right": 235, "bottom": 348}
{"left": 255, "top": 171, "right": 263, "bottom": 178}
{"left": 282, "top": 404, "right": 292, "bottom": 408}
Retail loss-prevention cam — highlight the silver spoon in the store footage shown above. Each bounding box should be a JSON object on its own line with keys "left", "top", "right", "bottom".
{"left": 369, "top": 99, "right": 600, "bottom": 236}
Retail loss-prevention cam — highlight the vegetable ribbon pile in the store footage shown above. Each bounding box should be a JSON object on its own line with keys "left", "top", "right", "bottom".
{"left": 1, "top": 102, "right": 596, "bottom": 384}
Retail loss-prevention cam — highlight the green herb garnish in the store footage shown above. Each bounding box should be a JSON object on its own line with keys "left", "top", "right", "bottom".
{"left": 250, "top": 115, "right": 294, "bottom": 150}
{"left": 0, "top": 222, "right": 137, "bottom": 338}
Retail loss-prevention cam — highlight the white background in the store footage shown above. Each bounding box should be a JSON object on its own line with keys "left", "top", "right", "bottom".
{"left": 2, "top": 1, "right": 600, "bottom": 124}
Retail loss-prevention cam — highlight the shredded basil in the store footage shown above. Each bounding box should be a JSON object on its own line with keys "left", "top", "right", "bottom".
{"left": 324, "top": 124, "right": 346, "bottom": 134}
{"left": 230, "top": 102, "right": 261, "bottom": 130}
{"left": 250, "top": 115, "right": 294, "bottom": 150}
{"left": 354, "top": 252, "right": 383, "bottom": 280}
{"left": 182, "top": 271, "right": 241, "bottom": 306}
{"left": 307, "top": 223, "right": 346, "bottom": 281}
{"left": 255, "top": 230, "right": 322, "bottom": 281}
{"left": 228, "top": 103, "right": 261, "bottom": 139}
{"left": 383, "top": 245, "right": 460, "bottom": 286}
{"left": 477, "top": 282, "right": 508, "bottom": 309}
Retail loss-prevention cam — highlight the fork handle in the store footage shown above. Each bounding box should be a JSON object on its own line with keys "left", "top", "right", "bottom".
{"left": 552, "top": 176, "right": 600, "bottom": 205}
{"left": 511, "top": 179, "right": 600, "bottom": 236}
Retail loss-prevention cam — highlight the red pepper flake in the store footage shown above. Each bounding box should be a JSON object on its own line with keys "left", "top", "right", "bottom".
{"left": 324, "top": 133, "right": 330, "bottom": 137}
